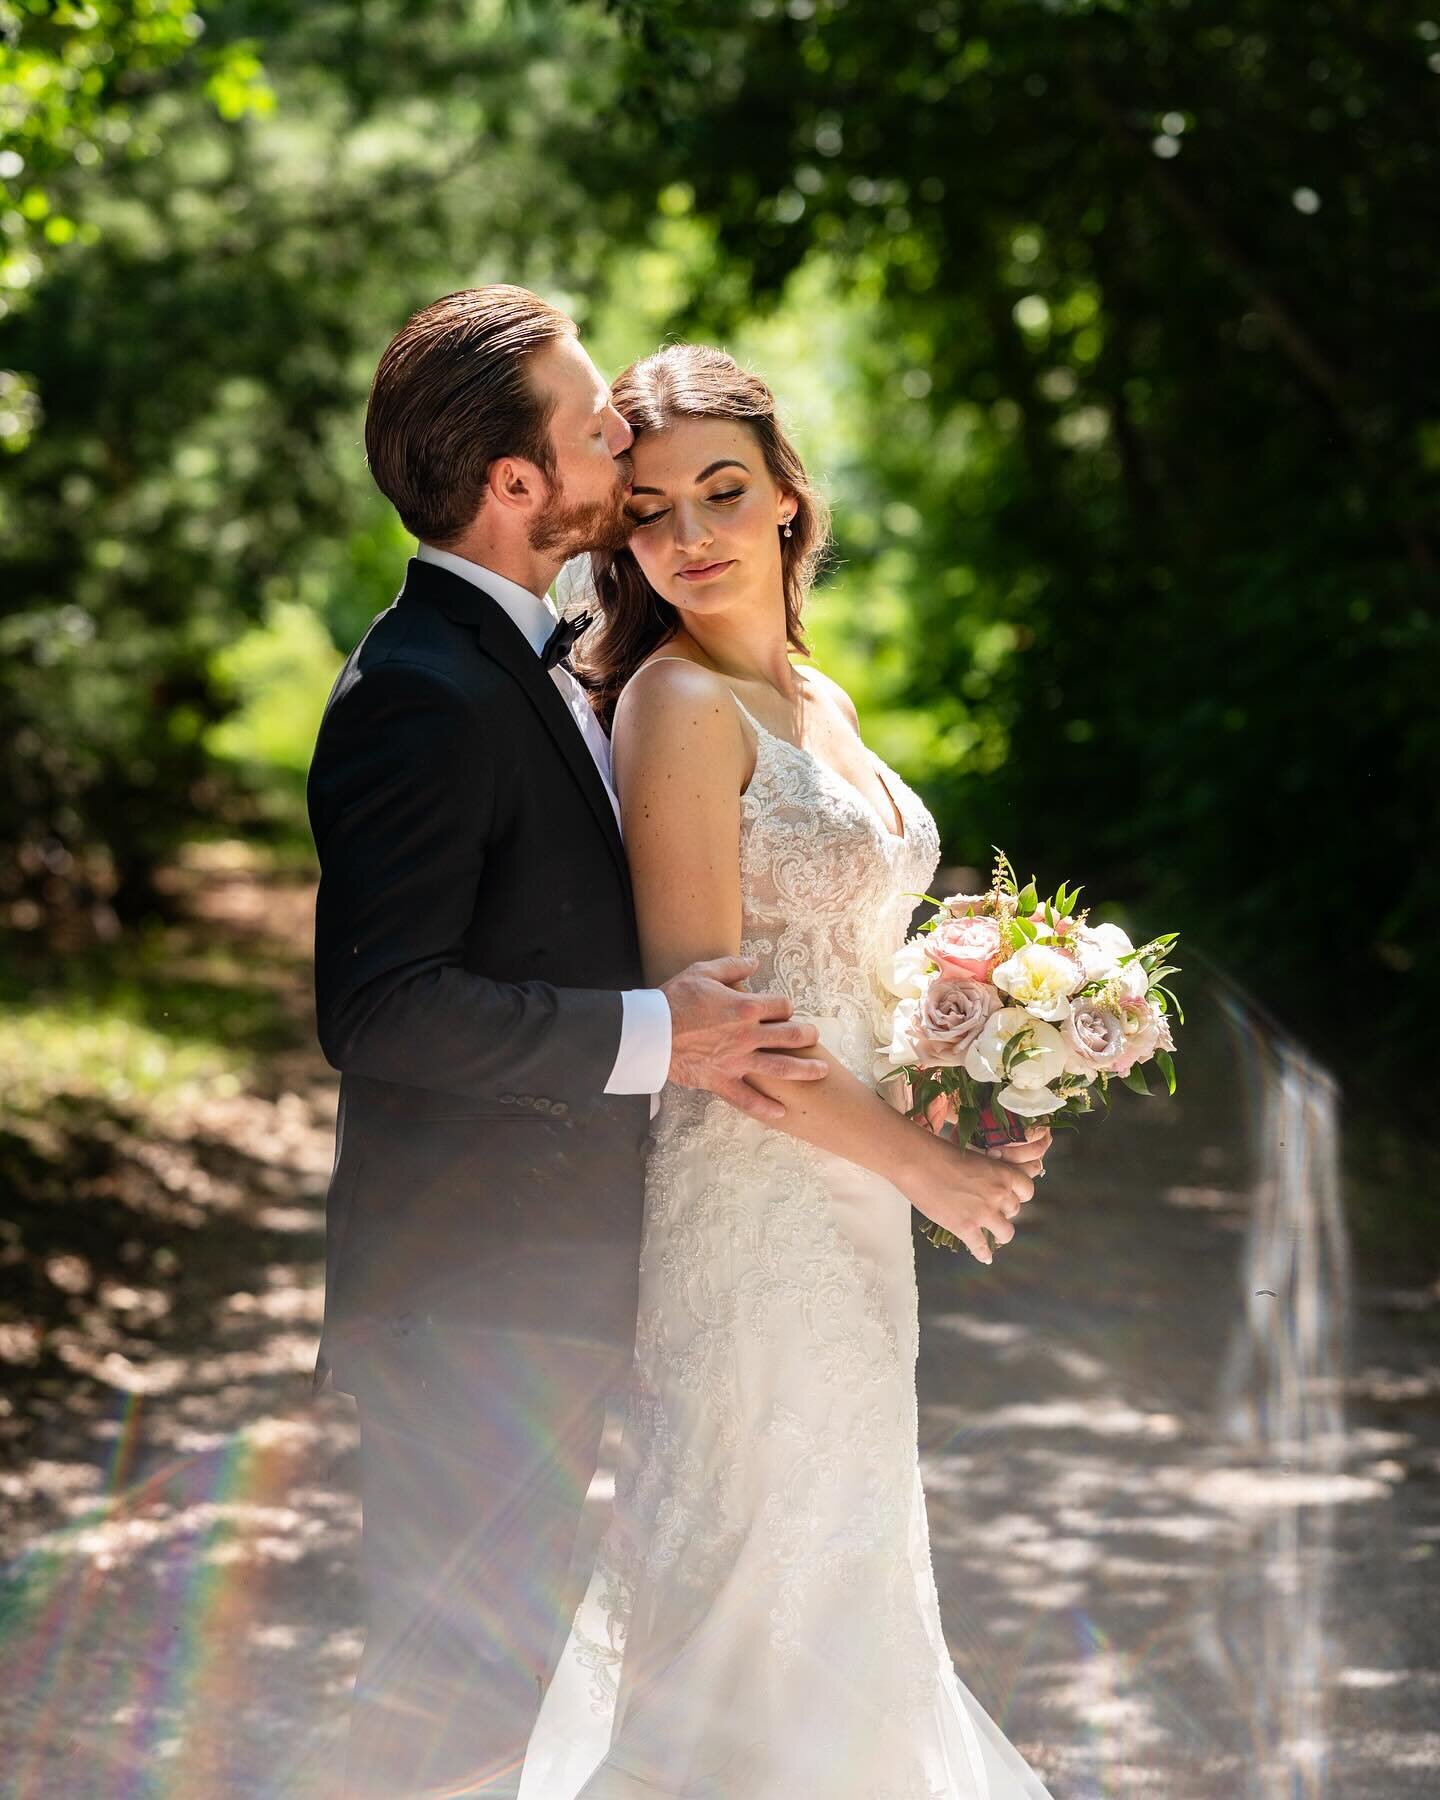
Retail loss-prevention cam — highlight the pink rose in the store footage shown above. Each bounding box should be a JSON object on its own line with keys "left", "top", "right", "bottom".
{"left": 1060, "top": 998, "right": 1126, "bottom": 1076}
{"left": 923, "top": 1090, "right": 957, "bottom": 1135}
{"left": 928, "top": 914, "right": 1005, "bottom": 983}
{"left": 1110, "top": 996, "right": 1175, "bottom": 1077}
{"left": 912, "top": 976, "right": 1001, "bottom": 1066}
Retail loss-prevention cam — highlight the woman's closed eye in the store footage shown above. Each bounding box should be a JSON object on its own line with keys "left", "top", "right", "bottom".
{"left": 629, "top": 487, "right": 747, "bottom": 529}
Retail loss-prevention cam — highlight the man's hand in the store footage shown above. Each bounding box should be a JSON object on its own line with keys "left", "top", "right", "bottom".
{"left": 662, "top": 956, "right": 829, "bottom": 1123}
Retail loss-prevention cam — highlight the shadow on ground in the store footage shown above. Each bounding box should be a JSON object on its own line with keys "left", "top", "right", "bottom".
{"left": 1, "top": 857, "right": 1437, "bottom": 1797}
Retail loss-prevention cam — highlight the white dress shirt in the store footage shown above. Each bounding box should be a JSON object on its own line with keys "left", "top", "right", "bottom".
{"left": 415, "top": 543, "right": 671, "bottom": 1106}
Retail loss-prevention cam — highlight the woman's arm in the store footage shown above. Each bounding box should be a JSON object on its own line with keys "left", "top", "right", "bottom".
{"left": 612, "top": 662, "right": 1033, "bottom": 1262}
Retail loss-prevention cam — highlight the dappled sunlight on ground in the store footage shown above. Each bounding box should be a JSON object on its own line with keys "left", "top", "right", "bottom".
{"left": 913, "top": 988, "right": 1440, "bottom": 1799}
{"left": 1, "top": 863, "right": 1436, "bottom": 1796}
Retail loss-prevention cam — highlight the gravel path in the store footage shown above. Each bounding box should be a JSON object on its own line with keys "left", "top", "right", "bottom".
{"left": 2, "top": 869, "right": 1435, "bottom": 1798}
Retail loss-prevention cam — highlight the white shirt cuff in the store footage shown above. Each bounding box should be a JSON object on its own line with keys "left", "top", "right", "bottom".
{"left": 605, "top": 988, "right": 672, "bottom": 1098}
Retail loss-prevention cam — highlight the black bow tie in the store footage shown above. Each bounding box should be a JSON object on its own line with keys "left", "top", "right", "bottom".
{"left": 541, "top": 611, "right": 592, "bottom": 671}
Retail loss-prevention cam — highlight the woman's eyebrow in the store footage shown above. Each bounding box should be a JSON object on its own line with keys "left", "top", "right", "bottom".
{"left": 630, "top": 458, "right": 751, "bottom": 496}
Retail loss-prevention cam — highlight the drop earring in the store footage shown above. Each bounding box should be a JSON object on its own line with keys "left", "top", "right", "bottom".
{"left": 782, "top": 518, "right": 794, "bottom": 539}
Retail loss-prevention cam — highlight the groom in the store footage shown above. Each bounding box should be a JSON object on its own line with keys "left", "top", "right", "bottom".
{"left": 308, "top": 286, "right": 828, "bottom": 1798}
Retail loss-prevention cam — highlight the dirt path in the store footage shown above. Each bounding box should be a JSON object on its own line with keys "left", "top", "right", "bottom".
{"left": 1, "top": 867, "right": 1436, "bottom": 1797}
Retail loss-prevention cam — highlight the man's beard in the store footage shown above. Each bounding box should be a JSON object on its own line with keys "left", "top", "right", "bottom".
{"left": 528, "top": 462, "right": 634, "bottom": 558}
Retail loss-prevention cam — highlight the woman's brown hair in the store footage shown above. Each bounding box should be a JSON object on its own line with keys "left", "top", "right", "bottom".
{"left": 576, "top": 345, "right": 830, "bottom": 730}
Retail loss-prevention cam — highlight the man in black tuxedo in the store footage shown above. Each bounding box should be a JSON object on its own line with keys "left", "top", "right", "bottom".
{"left": 308, "top": 287, "right": 826, "bottom": 1798}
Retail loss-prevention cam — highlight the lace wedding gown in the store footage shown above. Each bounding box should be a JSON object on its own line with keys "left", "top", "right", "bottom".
{"left": 520, "top": 695, "right": 1053, "bottom": 1800}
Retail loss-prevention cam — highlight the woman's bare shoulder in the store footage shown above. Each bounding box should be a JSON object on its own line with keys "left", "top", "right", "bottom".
{"left": 613, "top": 654, "right": 747, "bottom": 766}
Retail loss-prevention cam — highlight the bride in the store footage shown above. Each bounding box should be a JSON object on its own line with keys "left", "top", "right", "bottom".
{"left": 521, "top": 345, "right": 1054, "bottom": 1799}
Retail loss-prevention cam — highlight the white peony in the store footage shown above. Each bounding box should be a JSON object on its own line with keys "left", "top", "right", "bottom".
{"left": 883, "top": 938, "right": 933, "bottom": 1000}
{"left": 963, "top": 1005, "right": 1067, "bottom": 1090}
{"left": 876, "top": 997, "right": 922, "bottom": 1072}
{"left": 991, "top": 942, "right": 1084, "bottom": 1022}
{"left": 1071, "top": 921, "right": 1134, "bottom": 985}
{"left": 996, "top": 1080, "right": 1061, "bottom": 1117}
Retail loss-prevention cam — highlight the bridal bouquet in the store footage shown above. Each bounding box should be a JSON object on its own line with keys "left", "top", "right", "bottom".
{"left": 877, "top": 850, "right": 1182, "bottom": 1251}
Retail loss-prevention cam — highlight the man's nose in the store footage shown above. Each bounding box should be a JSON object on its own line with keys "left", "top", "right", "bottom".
{"left": 607, "top": 408, "right": 634, "bottom": 454}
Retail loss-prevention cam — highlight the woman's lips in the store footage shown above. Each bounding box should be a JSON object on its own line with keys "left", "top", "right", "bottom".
{"left": 676, "top": 559, "right": 735, "bottom": 583}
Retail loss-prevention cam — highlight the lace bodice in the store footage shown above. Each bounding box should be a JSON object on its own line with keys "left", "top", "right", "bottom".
{"left": 734, "top": 697, "right": 941, "bottom": 1080}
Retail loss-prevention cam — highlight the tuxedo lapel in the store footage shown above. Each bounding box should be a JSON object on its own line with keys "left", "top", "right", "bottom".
{"left": 398, "top": 560, "right": 632, "bottom": 897}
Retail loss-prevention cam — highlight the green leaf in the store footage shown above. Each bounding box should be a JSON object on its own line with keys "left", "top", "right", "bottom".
{"left": 1155, "top": 1049, "right": 1177, "bottom": 1095}
{"left": 1154, "top": 983, "right": 1186, "bottom": 1024}
{"left": 1121, "top": 1064, "right": 1152, "bottom": 1096}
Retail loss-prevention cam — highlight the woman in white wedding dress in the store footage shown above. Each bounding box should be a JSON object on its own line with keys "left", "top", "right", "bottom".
{"left": 521, "top": 346, "right": 1053, "bottom": 1800}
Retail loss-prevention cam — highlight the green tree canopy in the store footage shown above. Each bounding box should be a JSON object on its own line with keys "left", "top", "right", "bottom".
{"left": 573, "top": 0, "right": 1439, "bottom": 1064}
{"left": 1, "top": 0, "right": 1433, "bottom": 1082}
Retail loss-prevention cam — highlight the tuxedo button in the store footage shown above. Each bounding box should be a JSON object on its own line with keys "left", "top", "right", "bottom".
{"left": 500, "top": 1092, "right": 517, "bottom": 1106}
{"left": 551, "top": 1102, "right": 569, "bottom": 1119}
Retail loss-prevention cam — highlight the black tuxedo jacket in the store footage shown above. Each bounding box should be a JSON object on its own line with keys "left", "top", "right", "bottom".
{"left": 307, "top": 558, "right": 650, "bottom": 1399}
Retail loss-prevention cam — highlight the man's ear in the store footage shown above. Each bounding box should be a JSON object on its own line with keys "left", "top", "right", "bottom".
{"left": 487, "top": 454, "right": 545, "bottom": 516}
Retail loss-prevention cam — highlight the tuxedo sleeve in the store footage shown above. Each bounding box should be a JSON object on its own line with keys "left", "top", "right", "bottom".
{"left": 309, "top": 658, "right": 623, "bottom": 1117}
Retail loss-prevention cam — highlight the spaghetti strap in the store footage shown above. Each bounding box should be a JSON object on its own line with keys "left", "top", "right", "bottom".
{"left": 634, "top": 657, "right": 766, "bottom": 734}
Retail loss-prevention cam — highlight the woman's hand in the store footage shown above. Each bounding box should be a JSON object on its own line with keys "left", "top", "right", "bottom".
{"left": 896, "top": 1131, "right": 1036, "bottom": 1266}
{"left": 984, "top": 1124, "right": 1051, "bottom": 1181}
{"left": 919, "top": 1096, "right": 1051, "bottom": 1180}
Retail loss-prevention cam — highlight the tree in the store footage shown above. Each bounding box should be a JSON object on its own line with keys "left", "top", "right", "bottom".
{"left": 571, "top": 0, "right": 1440, "bottom": 1065}
{"left": 0, "top": 0, "right": 627, "bottom": 921}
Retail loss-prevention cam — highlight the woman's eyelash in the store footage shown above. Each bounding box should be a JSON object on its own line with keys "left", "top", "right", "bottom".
{"left": 628, "top": 488, "right": 746, "bottom": 529}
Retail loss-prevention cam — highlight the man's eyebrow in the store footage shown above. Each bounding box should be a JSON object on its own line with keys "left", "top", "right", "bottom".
{"left": 630, "top": 458, "right": 751, "bottom": 496}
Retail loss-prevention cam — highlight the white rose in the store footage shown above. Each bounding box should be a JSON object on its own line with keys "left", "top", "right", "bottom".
{"left": 884, "top": 938, "right": 932, "bottom": 1000}
{"left": 991, "top": 942, "right": 1084, "bottom": 1022}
